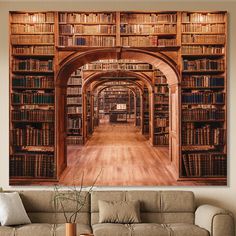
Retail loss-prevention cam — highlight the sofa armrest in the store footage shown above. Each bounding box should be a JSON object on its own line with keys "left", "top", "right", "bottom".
{"left": 195, "top": 204, "right": 234, "bottom": 236}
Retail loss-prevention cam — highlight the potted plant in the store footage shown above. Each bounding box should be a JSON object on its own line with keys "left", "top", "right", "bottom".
{"left": 53, "top": 171, "right": 101, "bottom": 236}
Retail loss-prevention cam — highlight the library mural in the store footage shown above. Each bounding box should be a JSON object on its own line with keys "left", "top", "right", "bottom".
{"left": 9, "top": 11, "right": 227, "bottom": 186}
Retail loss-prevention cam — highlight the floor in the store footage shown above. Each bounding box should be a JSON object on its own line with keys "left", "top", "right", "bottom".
{"left": 59, "top": 120, "right": 211, "bottom": 186}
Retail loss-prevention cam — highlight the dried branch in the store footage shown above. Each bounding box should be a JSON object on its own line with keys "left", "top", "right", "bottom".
{"left": 53, "top": 168, "right": 102, "bottom": 223}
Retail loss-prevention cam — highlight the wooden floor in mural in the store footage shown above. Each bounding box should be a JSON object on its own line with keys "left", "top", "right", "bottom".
{"left": 59, "top": 122, "right": 216, "bottom": 186}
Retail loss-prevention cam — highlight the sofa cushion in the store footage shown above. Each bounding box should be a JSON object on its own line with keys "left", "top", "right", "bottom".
{"left": 0, "top": 224, "right": 92, "bottom": 236}
{"left": 15, "top": 223, "right": 54, "bottom": 236}
{"left": 92, "top": 223, "right": 209, "bottom": 236}
{"left": 92, "top": 223, "right": 131, "bottom": 236}
{"left": 19, "top": 191, "right": 90, "bottom": 213}
{"left": 131, "top": 223, "right": 170, "bottom": 236}
{"left": 91, "top": 191, "right": 195, "bottom": 225}
{"left": 166, "top": 223, "right": 209, "bottom": 236}
{"left": 27, "top": 212, "right": 90, "bottom": 225}
{"left": 54, "top": 224, "right": 92, "bottom": 236}
{"left": 0, "top": 192, "right": 31, "bottom": 226}
{"left": 17, "top": 191, "right": 90, "bottom": 224}
{"left": 0, "top": 226, "right": 15, "bottom": 236}
{"left": 98, "top": 200, "right": 141, "bottom": 223}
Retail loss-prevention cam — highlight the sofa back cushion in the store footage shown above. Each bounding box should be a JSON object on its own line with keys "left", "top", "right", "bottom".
{"left": 18, "top": 191, "right": 90, "bottom": 225}
{"left": 91, "top": 191, "right": 195, "bottom": 225}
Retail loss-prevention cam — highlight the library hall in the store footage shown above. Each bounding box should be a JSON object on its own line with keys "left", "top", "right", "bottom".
{"left": 7, "top": 10, "right": 227, "bottom": 186}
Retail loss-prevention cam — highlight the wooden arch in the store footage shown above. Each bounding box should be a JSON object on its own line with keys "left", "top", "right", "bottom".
{"left": 55, "top": 48, "right": 180, "bottom": 177}
{"left": 91, "top": 78, "right": 144, "bottom": 94}
{"left": 57, "top": 47, "right": 179, "bottom": 87}
{"left": 97, "top": 84, "right": 137, "bottom": 97}
{"left": 82, "top": 70, "right": 153, "bottom": 93}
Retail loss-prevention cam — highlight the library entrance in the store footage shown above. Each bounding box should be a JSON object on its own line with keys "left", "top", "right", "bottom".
{"left": 56, "top": 48, "right": 181, "bottom": 186}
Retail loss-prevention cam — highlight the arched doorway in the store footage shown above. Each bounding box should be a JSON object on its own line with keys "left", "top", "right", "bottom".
{"left": 83, "top": 73, "right": 148, "bottom": 141}
{"left": 56, "top": 48, "right": 180, "bottom": 180}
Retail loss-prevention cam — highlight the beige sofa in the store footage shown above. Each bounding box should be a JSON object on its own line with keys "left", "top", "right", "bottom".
{"left": 0, "top": 190, "right": 234, "bottom": 236}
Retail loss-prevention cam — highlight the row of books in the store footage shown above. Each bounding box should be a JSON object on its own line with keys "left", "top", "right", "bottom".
{"left": 59, "top": 35, "right": 115, "bottom": 47}
{"left": 154, "top": 85, "right": 168, "bottom": 94}
{"left": 154, "top": 127, "right": 169, "bottom": 134}
{"left": 59, "top": 24, "right": 116, "bottom": 34}
{"left": 67, "top": 87, "right": 82, "bottom": 95}
{"left": 12, "top": 76, "right": 54, "bottom": 88}
{"left": 183, "top": 59, "right": 224, "bottom": 71}
{"left": 67, "top": 117, "right": 82, "bottom": 129}
{"left": 154, "top": 76, "right": 168, "bottom": 84}
{"left": 11, "top": 125, "right": 54, "bottom": 146}
{"left": 155, "top": 117, "right": 169, "bottom": 127}
{"left": 13, "top": 59, "right": 53, "bottom": 72}
{"left": 182, "top": 34, "right": 225, "bottom": 44}
{"left": 182, "top": 13, "right": 225, "bottom": 23}
{"left": 11, "top": 35, "right": 54, "bottom": 44}
{"left": 10, "top": 154, "right": 55, "bottom": 178}
{"left": 71, "top": 69, "right": 81, "bottom": 76}
{"left": 67, "top": 106, "right": 82, "bottom": 114}
{"left": 12, "top": 13, "right": 55, "bottom": 23}
{"left": 121, "top": 36, "right": 177, "bottom": 47}
{"left": 120, "top": 24, "right": 176, "bottom": 34}
{"left": 13, "top": 46, "right": 54, "bottom": 55}
{"left": 67, "top": 96, "right": 82, "bottom": 104}
{"left": 154, "top": 95, "right": 169, "bottom": 103}
{"left": 182, "top": 45, "right": 224, "bottom": 55}
{"left": 158, "top": 38, "right": 177, "bottom": 47}
{"left": 182, "top": 23, "right": 225, "bottom": 33}
{"left": 12, "top": 109, "right": 54, "bottom": 122}
{"left": 11, "top": 24, "right": 54, "bottom": 34}
{"left": 120, "top": 13, "right": 177, "bottom": 23}
{"left": 182, "top": 125, "right": 225, "bottom": 145}
{"left": 182, "top": 153, "right": 226, "bottom": 177}
{"left": 153, "top": 134, "right": 169, "bottom": 145}
{"left": 155, "top": 106, "right": 169, "bottom": 112}
{"left": 82, "top": 63, "right": 152, "bottom": 70}
{"left": 154, "top": 70, "right": 164, "bottom": 76}
{"left": 182, "top": 75, "right": 224, "bottom": 88}
{"left": 59, "top": 12, "right": 116, "bottom": 24}
{"left": 68, "top": 77, "right": 82, "bottom": 85}
{"left": 182, "top": 92, "right": 225, "bottom": 104}
{"left": 67, "top": 136, "right": 83, "bottom": 145}
{"left": 12, "top": 93, "right": 54, "bottom": 104}
{"left": 182, "top": 108, "right": 225, "bottom": 121}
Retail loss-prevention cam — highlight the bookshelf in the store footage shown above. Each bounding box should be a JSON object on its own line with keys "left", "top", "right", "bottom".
{"left": 66, "top": 69, "right": 83, "bottom": 145}
{"left": 58, "top": 12, "right": 117, "bottom": 47}
{"left": 153, "top": 70, "right": 169, "bottom": 146}
{"left": 10, "top": 12, "right": 56, "bottom": 182}
{"left": 135, "top": 88, "right": 141, "bottom": 127}
{"left": 142, "top": 87, "right": 150, "bottom": 135}
{"left": 86, "top": 90, "right": 92, "bottom": 138}
{"left": 180, "top": 12, "right": 227, "bottom": 180}
{"left": 120, "top": 12, "right": 178, "bottom": 48}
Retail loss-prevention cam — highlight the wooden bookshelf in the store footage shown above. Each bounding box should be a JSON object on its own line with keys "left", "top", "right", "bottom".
{"left": 153, "top": 70, "right": 169, "bottom": 146}
{"left": 142, "top": 87, "right": 150, "bottom": 135}
{"left": 9, "top": 11, "right": 228, "bottom": 185}
{"left": 120, "top": 12, "right": 178, "bottom": 48}
{"left": 180, "top": 11, "right": 227, "bottom": 180}
{"left": 58, "top": 12, "right": 117, "bottom": 47}
{"left": 66, "top": 69, "right": 83, "bottom": 145}
{"left": 9, "top": 12, "right": 56, "bottom": 183}
{"left": 135, "top": 88, "right": 141, "bottom": 127}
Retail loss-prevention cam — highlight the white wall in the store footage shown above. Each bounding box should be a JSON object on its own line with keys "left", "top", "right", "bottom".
{"left": 0, "top": 0, "right": 236, "bottom": 232}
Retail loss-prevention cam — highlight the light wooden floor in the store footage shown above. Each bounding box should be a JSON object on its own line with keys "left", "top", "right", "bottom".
{"left": 59, "top": 121, "right": 213, "bottom": 186}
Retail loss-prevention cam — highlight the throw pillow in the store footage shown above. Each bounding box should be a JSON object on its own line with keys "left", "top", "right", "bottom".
{"left": 98, "top": 200, "right": 141, "bottom": 223}
{"left": 0, "top": 192, "right": 31, "bottom": 226}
